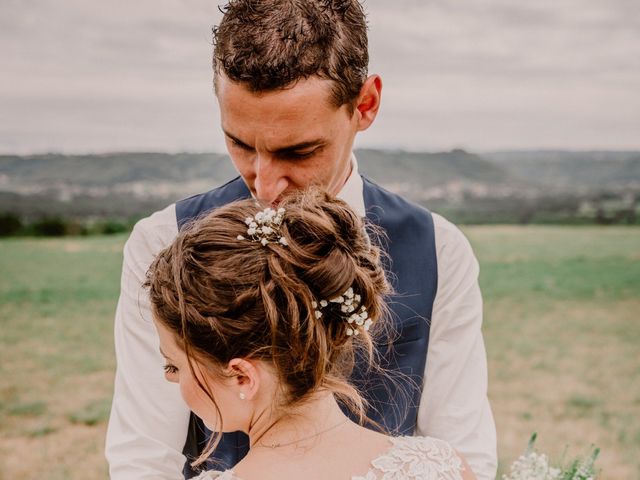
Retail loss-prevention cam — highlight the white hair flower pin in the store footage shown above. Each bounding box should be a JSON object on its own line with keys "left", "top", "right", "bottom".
{"left": 237, "top": 207, "right": 288, "bottom": 247}
{"left": 313, "top": 286, "right": 372, "bottom": 336}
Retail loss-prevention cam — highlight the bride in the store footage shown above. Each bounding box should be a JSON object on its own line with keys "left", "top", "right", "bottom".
{"left": 145, "top": 189, "right": 476, "bottom": 480}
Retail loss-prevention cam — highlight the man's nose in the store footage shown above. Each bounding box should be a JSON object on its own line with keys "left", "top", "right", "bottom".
{"left": 254, "top": 154, "right": 289, "bottom": 204}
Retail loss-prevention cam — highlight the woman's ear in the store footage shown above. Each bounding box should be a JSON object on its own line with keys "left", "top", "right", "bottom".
{"left": 227, "top": 358, "right": 260, "bottom": 401}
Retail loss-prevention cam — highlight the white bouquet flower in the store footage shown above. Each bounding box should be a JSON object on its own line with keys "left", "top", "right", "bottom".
{"left": 503, "top": 433, "right": 600, "bottom": 480}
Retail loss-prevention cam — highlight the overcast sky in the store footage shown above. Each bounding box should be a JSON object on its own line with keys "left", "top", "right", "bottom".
{"left": 1, "top": 0, "right": 639, "bottom": 154}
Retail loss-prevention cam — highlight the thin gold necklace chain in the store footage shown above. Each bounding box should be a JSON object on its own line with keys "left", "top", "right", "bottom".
{"left": 254, "top": 417, "right": 349, "bottom": 449}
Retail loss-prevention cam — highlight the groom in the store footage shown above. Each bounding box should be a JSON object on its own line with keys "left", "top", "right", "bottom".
{"left": 106, "top": 1, "right": 497, "bottom": 478}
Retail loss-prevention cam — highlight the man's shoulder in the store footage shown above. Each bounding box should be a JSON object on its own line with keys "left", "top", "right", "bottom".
{"left": 176, "top": 176, "right": 250, "bottom": 228}
{"left": 431, "top": 212, "right": 474, "bottom": 254}
{"left": 361, "top": 176, "right": 435, "bottom": 233}
{"left": 362, "top": 176, "right": 431, "bottom": 213}
{"left": 361, "top": 177, "right": 470, "bottom": 252}
{"left": 125, "top": 203, "right": 179, "bottom": 266}
{"left": 128, "top": 177, "right": 248, "bottom": 255}
{"left": 429, "top": 212, "right": 479, "bottom": 287}
{"left": 177, "top": 176, "right": 247, "bottom": 206}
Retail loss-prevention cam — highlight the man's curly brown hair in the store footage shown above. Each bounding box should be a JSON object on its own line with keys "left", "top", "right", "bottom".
{"left": 213, "top": 0, "right": 369, "bottom": 110}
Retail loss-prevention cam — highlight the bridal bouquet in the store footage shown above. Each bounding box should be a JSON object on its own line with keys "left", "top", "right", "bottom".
{"left": 503, "top": 433, "right": 600, "bottom": 480}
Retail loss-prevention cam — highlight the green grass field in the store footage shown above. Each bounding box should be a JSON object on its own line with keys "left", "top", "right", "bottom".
{"left": 1, "top": 227, "right": 639, "bottom": 479}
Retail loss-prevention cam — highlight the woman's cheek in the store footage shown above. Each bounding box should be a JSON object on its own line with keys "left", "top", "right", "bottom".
{"left": 180, "top": 378, "right": 219, "bottom": 428}
{"left": 179, "top": 377, "right": 200, "bottom": 411}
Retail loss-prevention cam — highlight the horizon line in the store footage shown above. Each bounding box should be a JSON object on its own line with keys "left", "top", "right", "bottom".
{"left": 2, "top": 146, "right": 640, "bottom": 157}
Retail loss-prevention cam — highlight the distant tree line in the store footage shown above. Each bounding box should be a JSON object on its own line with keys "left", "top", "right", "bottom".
{"left": 1, "top": 191, "right": 638, "bottom": 238}
{"left": 422, "top": 192, "right": 639, "bottom": 226}
{"left": 2, "top": 150, "right": 639, "bottom": 236}
{"left": 0, "top": 213, "right": 137, "bottom": 237}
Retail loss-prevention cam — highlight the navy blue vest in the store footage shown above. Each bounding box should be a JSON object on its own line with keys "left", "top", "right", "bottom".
{"left": 175, "top": 176, "right": 438, "bottom": 478}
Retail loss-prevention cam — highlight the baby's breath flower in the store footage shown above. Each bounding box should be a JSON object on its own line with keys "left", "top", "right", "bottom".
{"left": 238, "top": 207, "right": 288, "bottom": 248}
{"left": 313, "top": 288, "right": 372, "bottom": 337}
{"left": 504, "top": 434, "right": 599, "bottom": 480}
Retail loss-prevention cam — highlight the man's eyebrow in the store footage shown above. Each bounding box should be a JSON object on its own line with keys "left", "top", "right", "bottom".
{"left": 224, "top": 130, "right": 326, "bottom": 153}
{"left": 224, "top": 131, "right": 250, "bottom": 147}
{"left": 270, "top": 139, "right": 326, "bottom": 155}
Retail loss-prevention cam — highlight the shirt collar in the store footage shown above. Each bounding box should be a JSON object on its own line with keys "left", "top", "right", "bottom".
{"left": 336, "top": 152, "right": 365, "bottom": 217}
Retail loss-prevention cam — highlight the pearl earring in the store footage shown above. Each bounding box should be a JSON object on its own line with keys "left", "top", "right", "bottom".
{"left": 239, "top": 392, "right": 246, "bottom": 400}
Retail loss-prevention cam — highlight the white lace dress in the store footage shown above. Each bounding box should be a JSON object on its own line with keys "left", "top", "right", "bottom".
{"left": 192, "top": 436, "right": 464, "bottom": 480}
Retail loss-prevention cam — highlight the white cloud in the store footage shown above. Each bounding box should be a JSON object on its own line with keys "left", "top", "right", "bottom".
{"left": 1, "top": 0, "right": 638, "bottom": 153}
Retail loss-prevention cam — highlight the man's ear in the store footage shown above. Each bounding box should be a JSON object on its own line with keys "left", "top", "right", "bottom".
{"left": 227, "top": 358, "right": 260, "bottom": 401}
{"left": 355, "top": 74, "right": 383, "bottom": 132}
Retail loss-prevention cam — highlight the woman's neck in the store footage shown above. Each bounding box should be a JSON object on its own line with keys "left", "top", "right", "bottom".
{"left": 247, "top": 390, "right": 348, "bottom": 449}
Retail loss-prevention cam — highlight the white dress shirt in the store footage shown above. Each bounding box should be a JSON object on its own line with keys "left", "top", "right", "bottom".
{"left": 106, "top": 159, "right": 497, "bottom": 479}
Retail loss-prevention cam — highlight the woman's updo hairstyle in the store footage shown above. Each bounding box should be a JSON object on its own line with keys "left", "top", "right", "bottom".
{"left": 146, "top": 187, "right": 390, "bottom": 435}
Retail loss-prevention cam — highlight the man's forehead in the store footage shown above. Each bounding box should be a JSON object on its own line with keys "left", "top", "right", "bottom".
{"left": 216, "top": 73, "right": 342, "bottom": 115}
{"left": 218, "top": 74, "right": 349, "bottom": 149}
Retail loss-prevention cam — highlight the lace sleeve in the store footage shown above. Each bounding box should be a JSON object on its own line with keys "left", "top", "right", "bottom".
{"left": 354, "top": 436, "right": 465, "bottom": 480}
